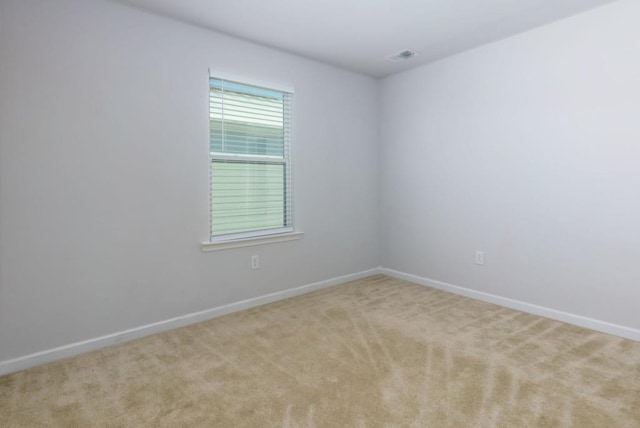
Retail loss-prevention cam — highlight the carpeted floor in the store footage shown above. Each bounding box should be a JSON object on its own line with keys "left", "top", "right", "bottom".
{"left": 1, "top": 275, "right": 639, "bottom": 427}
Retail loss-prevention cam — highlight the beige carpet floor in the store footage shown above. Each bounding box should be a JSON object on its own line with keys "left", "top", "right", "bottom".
{"left": 1, "top": 275, "right": 639, "bottom": 427}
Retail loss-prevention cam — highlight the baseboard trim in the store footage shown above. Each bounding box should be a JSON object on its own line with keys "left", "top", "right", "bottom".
{"left": 380, "top": 268, "right": 640, "bottom": 342}
{"left": 0, "top": 267, "right": 382, "bottom": 376}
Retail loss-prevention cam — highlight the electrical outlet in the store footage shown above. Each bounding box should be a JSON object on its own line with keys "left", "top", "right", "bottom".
{"left": 251, "top": 255, "right": 260, "bottom": 270}
{"left": 475, "top": 251, "right": 485, "bottom": 266}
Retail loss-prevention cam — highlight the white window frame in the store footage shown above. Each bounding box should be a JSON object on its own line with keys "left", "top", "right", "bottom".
{"left": 202, "top": 71, "right": 301, "bottom": 251}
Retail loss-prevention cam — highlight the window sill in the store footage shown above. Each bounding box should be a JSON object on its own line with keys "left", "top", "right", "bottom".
{"left": 201, "top": 231, "right": 304, "bottom": 252}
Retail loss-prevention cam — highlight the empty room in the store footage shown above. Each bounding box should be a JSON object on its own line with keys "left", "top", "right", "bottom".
{"left": 1, "top": 0, "right": 639, "bottom": 426}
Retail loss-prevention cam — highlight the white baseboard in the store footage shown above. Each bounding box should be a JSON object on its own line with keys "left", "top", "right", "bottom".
{"left": 0, "top": 268, "right": 382, "bottom": 376}
{"left": 380, "top": 268, "right": 640, "bottom": 342}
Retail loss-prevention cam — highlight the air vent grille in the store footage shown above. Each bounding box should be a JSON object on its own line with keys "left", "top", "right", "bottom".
{"left": 386, "top": 49, "right": 417, "bottom": 62}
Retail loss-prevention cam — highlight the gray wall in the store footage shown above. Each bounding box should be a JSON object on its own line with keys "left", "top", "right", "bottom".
{"left": 379, "top": 0, "right": 640, "bottom": 330}
{"left": 0, "top": 0, "right": 380, "bottom": 361}
{"left": 2, "top": 0, "right": 639, "bottom": 365}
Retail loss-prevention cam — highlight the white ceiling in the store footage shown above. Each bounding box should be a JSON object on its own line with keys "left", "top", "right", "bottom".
{"left": 116, "top": 0, "right": 616, "bottom": 78}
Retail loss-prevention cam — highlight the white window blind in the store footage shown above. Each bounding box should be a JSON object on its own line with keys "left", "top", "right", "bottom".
{"left": 209, "top": 77, "right": 293, "bottom": 240}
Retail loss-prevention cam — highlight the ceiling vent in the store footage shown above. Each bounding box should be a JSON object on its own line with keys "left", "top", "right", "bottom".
{"left": 386, "top": 49, "right": 418, "bottom": 62}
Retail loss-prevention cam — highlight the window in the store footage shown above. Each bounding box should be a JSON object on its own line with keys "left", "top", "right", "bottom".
{"left": 209, "top": 76, "right": 293, "bottom": 241}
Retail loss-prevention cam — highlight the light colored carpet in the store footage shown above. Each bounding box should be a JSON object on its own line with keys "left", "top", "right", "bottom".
{"left": 1, "top": 275, "right": 639, "bottom": 427}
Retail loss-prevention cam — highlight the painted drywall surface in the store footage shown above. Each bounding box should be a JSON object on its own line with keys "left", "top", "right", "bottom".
{"left": 380, "top": 0, "right": 640, "bottom": 330}
{"left": 0, "top": 0, "right": 379, "bottom": 360}
{"left": 0, "top": 0, "right": 6, "bottom": 359}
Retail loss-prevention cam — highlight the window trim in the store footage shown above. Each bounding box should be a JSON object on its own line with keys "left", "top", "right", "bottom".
{"left": 205, "top": 70, "right": 297, "bottom": 247}
{"left": 208, "top": 69, "right": 294, "bottom": 97}
{"left": 201, "top": 231, "right": 303, "bottom": 252}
